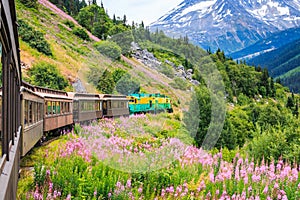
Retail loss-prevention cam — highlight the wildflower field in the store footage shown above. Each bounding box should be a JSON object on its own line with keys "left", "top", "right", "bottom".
{"left": 18, "top": 114, "right": 300, "bottom": 200}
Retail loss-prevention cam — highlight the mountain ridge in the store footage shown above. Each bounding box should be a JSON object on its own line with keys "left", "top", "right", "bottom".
{"left": 150, "top": 0, "right": 300, "bottom": 54}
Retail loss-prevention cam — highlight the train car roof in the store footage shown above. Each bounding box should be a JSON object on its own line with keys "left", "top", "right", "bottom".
{"left": 128, "top": 93, "right": 169, "bottom": 98}
{"left": 99, "top": 94, "right": 128, "bottom": 101}
{"left": 67, "top": 92, "right": 101, "bottom": 100}
{"left": 35, "top": 92, "right": 73, "bottom": 100}
{"left": 20, "top": 86, "right": 44, "bottom": 98}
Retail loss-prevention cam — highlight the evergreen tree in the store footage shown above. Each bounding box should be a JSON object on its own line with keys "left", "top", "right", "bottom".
{"left": 116, "top": 74, "right": 140, "bottom": 95}
{"left": 97, "top": 69, "right": 115, "bottom": 94}
{"left": 270, "top": 77, "right": 276, "bottom": 97}
{"left": 123, "top": 15, "right": 127, "bottom": 25}
{"left": 92, "top": 0, "right": 97, "bottom": 5}
{"left": 113, "top": 14, "right": 117, "bottom": 24}
{"left": 294, "top": 100, "right": 299, "bottom": 117}
{"left": 286, "top": 96, "right": 294, "bottom": 109}
{"left": 20, "top": 0, "right": 38, "bottom": 8}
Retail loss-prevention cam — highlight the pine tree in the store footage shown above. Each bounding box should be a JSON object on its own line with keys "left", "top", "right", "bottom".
{"left": 97, "top": 69, "right": 115, "bottom": 94}
{"left": 270, "top": 77, "right": 276, "bottom": 97}
{"left": 113, "top": 14, "right": 117, "bottom": 24}
{"left": 123, "top": 15, "right": 127, "bottom": 25}
{"left": 292, "top": 100, "right": 299, "bottom": 117}
{"left": 286, "top": 96, "right": 294, "bottom": 109}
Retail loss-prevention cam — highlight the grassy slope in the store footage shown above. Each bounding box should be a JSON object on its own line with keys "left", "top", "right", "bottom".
{"left": 17, "top": 0, "right": 190, "bottom": 109}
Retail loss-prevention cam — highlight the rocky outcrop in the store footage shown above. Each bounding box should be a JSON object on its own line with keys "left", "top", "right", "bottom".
{"left": 72, "top": 78, "right": 87, "bottom": 93}
{"left": 131, "top": 42, "right": 200, "bottom": 86}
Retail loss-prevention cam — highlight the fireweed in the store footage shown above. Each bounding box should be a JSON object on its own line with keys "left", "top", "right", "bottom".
{"left": 23, "top": 115, "right": 299, "bottom": 199}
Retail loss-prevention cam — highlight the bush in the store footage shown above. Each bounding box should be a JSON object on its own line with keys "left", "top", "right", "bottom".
{"left": 72, "top": 27, "right": 90, "bottom": 41}
{"left": 94, "top": 41, "right": 121, "bottom": 61}
{"left": 20, "top": 0, "right": 38, "bottom": 9}
{"left": 160, "top": 64, "right": 174, "bottom": 78}
{"left": 18, "top": 20, "right": 52, "bottom": 56}
{"left": 28, "top": 62, "right": 69, "bottom": 90}
{"left": 116, "top": 73, "right": 140, "bottom": 95}
{"left": 63, "top": 20, "right": 75, "bottom": 28}
{"left": 97, "top": 69, "right": 115, "bottom": 94}
{"left": 170, "top": 77, "right": 188, "bottom": 90}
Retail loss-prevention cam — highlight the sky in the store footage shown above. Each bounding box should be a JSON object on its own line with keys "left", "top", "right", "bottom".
{"left": 99, "top": 0, "right": 183, "bottom": 25}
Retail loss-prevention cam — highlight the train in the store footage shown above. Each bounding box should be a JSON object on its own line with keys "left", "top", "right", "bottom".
{"left": 10, "top": 82, "right": 173, "bottom": 157}
{"left": 127, "top": 93, "right": 173, "bottom": 114}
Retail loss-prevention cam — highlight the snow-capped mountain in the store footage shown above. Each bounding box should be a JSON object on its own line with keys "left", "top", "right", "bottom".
{"left": 150, "top": 0, "right": 300, "bottom": 53}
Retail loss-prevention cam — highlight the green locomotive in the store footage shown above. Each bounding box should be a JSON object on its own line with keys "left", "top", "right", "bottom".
{"left": 127, "top": 93, "right": 173, "bottom": 114}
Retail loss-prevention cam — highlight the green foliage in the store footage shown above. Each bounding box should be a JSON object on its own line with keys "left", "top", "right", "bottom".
{"left": 28, "top": 62, "right": 69, "bottom": 90}
{"left": 87, "top": 66, "right": 101, "bottom": 86}
{"left": 115, "top": 73, "right": 140, "bottom": 95}
{"left": 97, "top": 69, "right": 115, "bottom": 93}
{"left": 72, "top": 27, "right": 90, "bottom": 41}
{"left": 286, "top": 96, "right": 294, "bottom": 109}
{"left": 248, "top": 122, "right": 300, "bottom": 163}
{"left": 49, "top": 0, "right": 87, "bottom": 16}
{"left": 110, "top": 31, "right": 134, "bottom": 56}
{"left": 18, "top": 19, "right": 52, "bottom": 56}
{"left": 94, "top": 41, "right": 121, "bottom": 60}
{"left": 112, "top": 68, "right": 127, "bottom": 83}
{"left": 170, "top": 77, "right": 189, "bottom": 90}
{"left": 160, "top": 64, "right": 174, "bottom": 78}
{"left": 20, "top": 0, "right": 38, "bottom": 9}
{"left": 63, "top": 20, "right": 75, "bottom": 28}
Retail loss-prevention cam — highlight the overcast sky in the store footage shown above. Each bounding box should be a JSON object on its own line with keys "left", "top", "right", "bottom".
{"left": 99, "top": 0, "right": 183, "bottom": 25}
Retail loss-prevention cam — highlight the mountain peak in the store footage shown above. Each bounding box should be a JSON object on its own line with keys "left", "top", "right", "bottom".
{"left": 150, "top": 0, "right": 300, "bottom": 53}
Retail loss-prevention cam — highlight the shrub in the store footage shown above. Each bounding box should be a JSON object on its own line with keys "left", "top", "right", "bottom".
{"left": 170, "top": 77, "right": 188, "bottom": 90}
{"left": 160, "top": 64, "right": 174, "bottom": 78}
{"left": 97, "top": 69, "right": 115, "bottom": 94}
{"left": 63, "top": 20, "right": 75, "bottom": 29}
{"left": 115, "top": 73, "right": 140, "bottom": 95}
{"left": 28, "top": 62, "right": 69, "bottom": 90}
{"left": 18, "top": 20, "right": 52, "bottom": 56}
{"left": 20, "top": 0, "right": 38, "bottom": 9}
{"left": 72, "top": 27, "right": 90, "bottom": 41}
{"left": 94, "top": 41, "right": 121, "bottom": 61}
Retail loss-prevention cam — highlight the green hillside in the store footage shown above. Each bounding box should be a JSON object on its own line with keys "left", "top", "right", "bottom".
{"left": 249, "top": 38, "right": 300, "bottom": 93}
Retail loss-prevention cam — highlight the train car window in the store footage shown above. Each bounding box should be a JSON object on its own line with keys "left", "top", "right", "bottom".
{"left": 52, "top": 101, "right": 56, "bottom": 114}
{"left": 61, "top": 102, "right": 63, "bottom": 114}
{"left": 112, "top": 101, "right": 117, "bottom": 109}
{"left": 24, "top": 100, "right": 29, "bottom": 125}
{"left": 56, "top": 102, "right": 60, "bottom": 114}
{"left": 29, "top": 101, "right": 32, "bottom": 124}
{"left": 33, "top": 102, "right": 36, "bottom": 123}
{"left": 108, "top": 101, "right": 111, "bottom": 109}
{"left": 100, "top": 102, "right": 102, "bottom": 110}
{"left": 37, "top": 102, "right": 39, "bottom": 121}
{"left": 80, "top": 101, "right": 84, "bottom": 112}
{"left": 95, "top": 101, "right": 99, "bottom": 111}
{"left": 38, "top": 102, "right": 41, "bottom": 121}
{"left": 44, "top": 101, "right": 47, "bottom": 116}
{"left": 47, "top": 101, "right": 52, "bottom": 116}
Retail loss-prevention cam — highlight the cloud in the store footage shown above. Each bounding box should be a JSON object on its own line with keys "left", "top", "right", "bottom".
{"left": 100, "top": 0, "right": 182, "bottom": 25}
